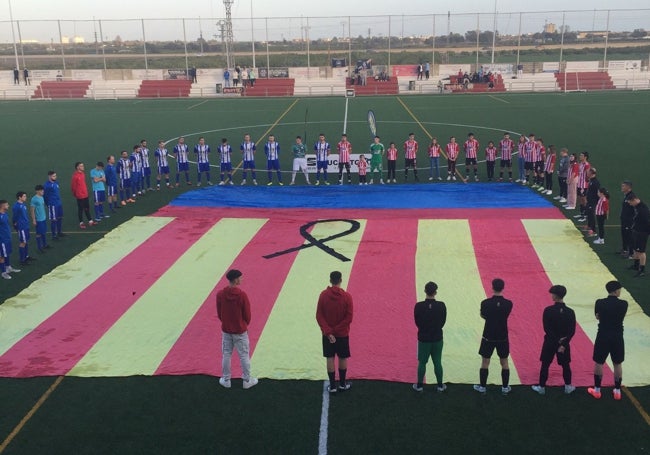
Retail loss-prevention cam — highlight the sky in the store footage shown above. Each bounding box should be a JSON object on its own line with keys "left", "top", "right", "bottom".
{"left": 2, "top": 0, "right": 649, "bottom": 43}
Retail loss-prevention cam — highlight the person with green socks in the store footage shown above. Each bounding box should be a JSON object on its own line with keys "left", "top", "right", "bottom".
{"left": 413, "top": 281, "right": 447, "bottom": 392}
{"left": 369, "top": 136, "right": 385, "bottom": 184}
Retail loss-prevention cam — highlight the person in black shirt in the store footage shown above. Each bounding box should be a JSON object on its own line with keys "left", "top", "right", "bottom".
{"left": 620, "top": 181, "right": 636, "bottom": 258}
{"left": 531, "top": 285, "right": 576, "bottom": 395}
{"left": 413, "top": 281, "right": 447, "bottom": 392}
{"left": 474, "top": 278, "right": 513, "bottom": 395}
{"left": 588, "top": 281, "right": 628, "bottom": 400}
{"left": 629, "top": 196, "right": 650, "bottom": 277}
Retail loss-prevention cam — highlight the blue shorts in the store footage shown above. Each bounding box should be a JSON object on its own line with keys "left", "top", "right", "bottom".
{"left": 198, "top": 162, "right": 210, "bottom": 173}
{"left": 0, "top": 241, "right": 11, "bottom": 257}
{"left": 36, "top": 220, "right": 47, "bottom": 236}
{"left": 317, "top": 160, "right": 328, "bottom": 170}
{"left": 143, "top": 167, "right": 151, "bottom": 176}
{"left": 121, "top": 178, "right": 131, "bottom": 190}
{"left": 177, "top": 162, "right": 190, "bottom": 172}
{"left": 94, "top": 190, "right": 106, "bottom": 203}
{"left": 48, "top": 204, "right": 63, "bottom": 221}
{"left": 107, "top": 185, "right": 117, "bottom": 197}
{"left": 243, "top": 160, "right": 256, "bottom": 169}
{"left": 132, "top": 173, "right": 142, "bottom": 184}
{"left": 267, "top": 159, "right": 280, "bottom": 170}
{"left": 221, "top": 162, "right": 233, "bottom": 172}
{"left": 18, "top": 229, "right": 30, "bottom": 243}
{"left": 158, "top": 165, "right": 170, "bottom": 175}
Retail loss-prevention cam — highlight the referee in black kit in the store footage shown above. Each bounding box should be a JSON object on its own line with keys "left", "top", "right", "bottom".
{"left": 588, "top": 281, "right": 628, "bottom": 401}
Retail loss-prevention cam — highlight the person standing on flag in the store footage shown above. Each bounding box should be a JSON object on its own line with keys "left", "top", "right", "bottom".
{"left": 474, "top": 278, "right": 513, "bottom": 395}
{"left": 317, "top": 271, "right": 354, "bottom": 393}
{"left": 413, "top": 281, "right": 447, "bottom": 393}
{"left": 290, "top": 136, "right": 310, "bottom": 185}
{"left": 531, "top": 285, "right": 577, "bottom": 396}
{"left": 240, "top": 133, "right": 258, "bottom": 186}
{"left": 314, "top": 134, "right": 331, "bottom": 186}
{"left": 154, "top": 141, "right": 171, "bottom": 189}
{"left": 265, "top": 134, "right": 283, "bottom": 186}
{"left": 173, "top": 136, "right": 191, "bottom": 187}
{"left": 446, "top": 136, "right": 459, "bottom": 181}
{"left": 337, "top": 134, "right": 352, "bottom": 185}
{"left": 464, "top": 132, "right": 480, "bottom": 182}
{"left": 403, "top": 133, "right": 419, "bottom": 182}
{"left": 194, "top": 137, "right": 212, "bottom": 186}
{"left": 218, "top": 138, "right": 234, "bottom": 185}
{"left": 217, "top": 269, "right": 258, "bottom": 390}
{"left": 499, "top": 132, "right": 514, "bottom": 182}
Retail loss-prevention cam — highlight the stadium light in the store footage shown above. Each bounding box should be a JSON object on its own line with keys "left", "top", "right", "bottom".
{"left": 8, "top": 0, "right": 20, "bottom": 70}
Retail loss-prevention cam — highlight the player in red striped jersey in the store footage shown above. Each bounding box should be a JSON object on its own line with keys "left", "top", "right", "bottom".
{"left": 542, "top": 145, "right": 556, "bottom": 195}
{"left": 485, "top": 141, "right": 497, "bottom": 181}
{"left": 499, "top": 132, "right": 514, "bottom": 182}
{"left": 574, "top": 152, "right": 591, "bottom": 221}
{"left": 446, "top": 136, "right": 459, "bottom": 181}
{"left": 464, "top": 132, "right": 480, "bottom": 182}
{"left": 428, "top": 137, "right": 442, "bottom": 181}
{"left": 533, "top": 138, "right": 546, "bottom": 190}
{"left": 337, "top": 134, "right": 352, "bottom": 185}
{"left": 522, "top": 133, "right": 536, "bottom": 185}
{"left": 516, "top": 135, "right": 527, "bottom": 183}
{"left": 593, "top": 187, "right": 610, "bottom": 245}
{"left": 386, "top": 142, "right": 398, "bottom": 183}
{"left": 404, "top": 133, "right": 419, "bottom": 182}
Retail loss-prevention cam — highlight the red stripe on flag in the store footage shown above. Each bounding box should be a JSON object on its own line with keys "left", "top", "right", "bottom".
{"left": 0, "top": 218, "right": 214, "bottom": 377}
{"left": 469, "top": 219, "right": 607, "bottom": 386}
{"left": 154, "top": 217, "right": 305, "bottom": 376}
{"left": 346, "top": 218, "right": 419, "bottom": 383}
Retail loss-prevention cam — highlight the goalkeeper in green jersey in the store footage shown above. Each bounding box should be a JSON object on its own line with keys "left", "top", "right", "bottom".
{"left": 369, "top": 136, "right": 385, "bottom": 185}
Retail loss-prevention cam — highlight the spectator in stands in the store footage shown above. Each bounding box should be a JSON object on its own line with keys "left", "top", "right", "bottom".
{"left": 233, "top": 66, "right": 241, "bottom": 86}
{"left": 189, "top": 67, "right": 198, "bottom": 83}
{"left": 424, "top": 62, "right": 431, "bottom": 80}
{"left": 360, "top": 67, "right": 367, "bottom": 86}
{"left": 517, "top": 64, "right": 524, "bottom": 78}
{"left": 417, "top": 64, "right": 424, "bottom": 81}
{"left": 13, "top": 67, "right": 19, "bottom": 85}
{"left": 224, "top": 68, "right": 231, "bottom": 87}
{"left": 248, "top": 68, "right": 256, "bottom": 87}
{"left": 56, "top": 70, "right": 63, "bottom": 82}
{"left": 241, "top": 68, "right": 248, "bottom": 87}
{"left": 23, "top": 68, "right": 30, "bottom": 86}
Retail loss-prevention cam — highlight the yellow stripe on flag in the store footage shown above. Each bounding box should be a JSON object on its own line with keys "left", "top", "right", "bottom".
{"left": 252, "top": 220, "right": 366, "bottom": 380}
{"left": 416, "top": 219, "right": 521, "bottom": 385}
{"left": 68, "top": 218, "right": 267, "bottom": 377}
{"left": 523, "top": 219, "right": 650, "bottom": 387}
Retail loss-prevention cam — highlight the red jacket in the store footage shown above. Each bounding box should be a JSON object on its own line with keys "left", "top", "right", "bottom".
{"left": 216, "top": 286, "right": 251, "bottom": 334}
{"left": 70, "top": 170, "right": 88, "bottom": 199}
{"left": 316, "top": 286, "right": 353, "bottom": 337}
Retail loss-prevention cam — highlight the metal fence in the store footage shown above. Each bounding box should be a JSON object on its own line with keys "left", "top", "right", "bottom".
{"left": 1, "top": 9, "right": 649, "bottom": 72}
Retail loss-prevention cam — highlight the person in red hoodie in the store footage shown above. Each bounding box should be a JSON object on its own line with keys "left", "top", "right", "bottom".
{"left": 217, "top": 269, "right": 258, "bottom": 390}
{"left": 70, "top": 162, "right": 94, "bottom": 229}
{"left": 316, "top": 270, "right": 354, "bottom": 393}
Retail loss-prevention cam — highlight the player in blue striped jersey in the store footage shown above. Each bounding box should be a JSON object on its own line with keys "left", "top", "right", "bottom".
{"left": 105, "top": 155, "right": 119, "bottom": 212}
{"left": 155, "top": 140, "right": 171, "bottom": 189}
{"left": 44, "top": 171, "right": 64, "bottom": 239}
{"left": 174, "top": 136, "right": 191, "bottom": 186}
{"left": 13, "top": 191, "right": 32, "bottom": 265}
{"left": 194, "top": 137, "right": 212, "bottom": 186}
{"left": 314, "top": 134, "right": 331, "bottom": 185}
{"left": 90, "top": 162, "right": 107, "bottom": 222}
{"left": 0, "top": 199, "right": 21, "bottom": 279}
{"left": 140, "top": 139, "right": 153, "bottom": 192}
{"left": 218, "top": 138, "right": 234, "bottom": 185}
{"left": 265, "top": 134, "right": 283, "bottom": 186}
{"left": 130, "top": 145, "right": 144, "bottom": 196}
{"left": 240, "top": 134, "right": 258, "bottom": 185}
{"left": 117, "top": 150, "right": 135, "bottom": 205}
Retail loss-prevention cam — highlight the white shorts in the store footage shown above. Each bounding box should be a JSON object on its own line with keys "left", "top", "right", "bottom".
{"left": 293, "top": 158, "right": 308, "bottom": 171}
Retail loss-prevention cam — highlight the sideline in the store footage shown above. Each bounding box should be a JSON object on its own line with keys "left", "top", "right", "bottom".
{"left": 0, "top": 376, "right": 64, "bottom": 453}
{"left": 318, "top": 380, "right": 330, "bottom": 455}
{"left": 186, "top": 99, "right": 210, "bottom": 110}
{"left": 488, "top": 94, "right": 510, "bottom": 104}
{"left": 623, "top": 386, "right": 650, "bottom": 427}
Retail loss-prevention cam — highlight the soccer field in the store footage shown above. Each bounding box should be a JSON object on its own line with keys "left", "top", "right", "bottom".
{"left": 0, "top": 93, "right": 649, "bottom": 454}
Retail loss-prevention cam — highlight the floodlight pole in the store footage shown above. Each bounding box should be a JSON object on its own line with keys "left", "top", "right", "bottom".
{"left": 8, "top": 0, "right": 20, "bottom": 70}
{"left": 223, "top": 0, "right": 235, "bottom": 69}
{"left": 491, "top": 0, "right": 497, "bottom": 64}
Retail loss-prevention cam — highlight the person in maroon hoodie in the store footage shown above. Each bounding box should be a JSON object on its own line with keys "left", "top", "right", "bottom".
{"left": 217, "top": 269, "right": 258, "bottom": 390}
{"left": 316, "top": 271, "right": 354, "bottom": 393}
{"left": 70, "top": 162, "right": 95, "bottom": 229}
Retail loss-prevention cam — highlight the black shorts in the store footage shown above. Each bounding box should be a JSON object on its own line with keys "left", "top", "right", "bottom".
{"left": 322, "top": 336, "right": 350, "bottom": 358}
{"left": 633, "top": 231, "right": 649, "bottom": 253}
{"left": 479, "top": 339, "right": 509, "bottom": 359}
{"left": 535, "top": 161, "right": 544, "bottom": 172}
{"left": 405, "top": 158, "right": 416, "bottom": 168}
{"left": 540, "top": 341, "right": 571, "bottom": 365}
{"left": 593, "top": 333, "right": 625, "bottom": 364}
{"left": 524, "top": 162, "right": 534, "bottom": 171}
{"left": 465, "top": 158, "right": 477, "bottom": 166}
{"left": 500, "top": 159, "right": 511, "bottom": 168}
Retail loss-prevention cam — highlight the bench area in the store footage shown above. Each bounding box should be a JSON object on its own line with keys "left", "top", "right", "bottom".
{"left": 555, "top": 72, "right": 615, "bottom": 91}
{"left": 345, "top": 78, "right": 399, "bottom": 95}
{"left": 242, "top": 79, "right": 295, "bottom": 97}
{"left": 32, "top": 81, "right": 91, "bottom": 99}
{"left": 137, "top": 80, "right": 192, "bottom": 98}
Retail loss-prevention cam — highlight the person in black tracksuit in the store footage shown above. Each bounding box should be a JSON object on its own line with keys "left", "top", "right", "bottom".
{"left": 620, "top": 181, "right": 636, "bottom": 258}
{"left": 629, "top": 196, "right": 650, "bottom": 277}
{"left": 531, "top": 285, "right": 576, "bottom": 395}
{"left": 413, "top": 282, "right": 447, "bottom": 392}
{"left": 585, "top": 168, "right": 600, "bottom": 237}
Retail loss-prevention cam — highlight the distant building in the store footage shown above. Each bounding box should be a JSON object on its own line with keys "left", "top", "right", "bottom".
{"left": 61, "top": 36, "right": 86, "bottom": 44}
{"left": 577, "top": 31, "right": 609, "bottom": 40}
{"left": 544, "top": 23, "right": 556, "bottom": 34}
